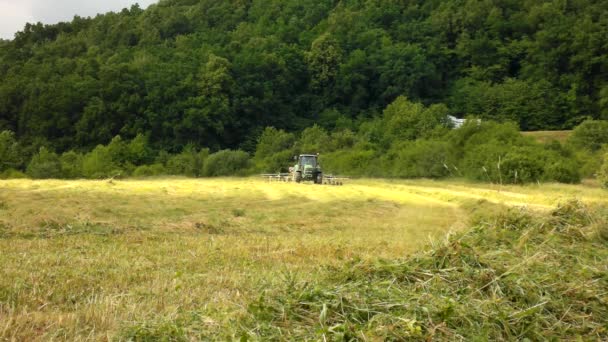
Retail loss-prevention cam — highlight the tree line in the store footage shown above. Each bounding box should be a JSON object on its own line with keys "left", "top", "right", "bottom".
{"left": 0, "top": 0, "right": 607, "bottom": 156}
{"left": 2, "top": 96, "right": 608, "bottom": 186}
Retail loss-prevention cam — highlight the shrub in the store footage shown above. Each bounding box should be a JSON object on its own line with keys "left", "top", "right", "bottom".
{"left": 544, "top": 160, "right": 581, "bottom": 184}
{"left": 26, "top": 147, "right": 62, "bottom": 179}
{"left": 448, "top": 121, "right": 524, "bottom": 162}
{"left": 165, "top": 146, "right": 207, "bottom": 177}
{"left": 388, "top": 140, "right": 454, "bottom": 178}
{"left": 599, "top": 153, "right": 608, "bottom": 188}
{"left": 497, "top": 147, "right": 546, "bottom": 184}
{"left": 568, "top": 119, "right": 608, "bottom": 152}
{"left": 574, "top": 149, "right": 604, "bottom": 178}
{"left": 0, "top": 168, "right": 27, "bottom": 179}
{"left": 320, "top": 148, "right": 380, "bottom": 177}
{"left": 132, "top": 164, "right": 166, "bottom": 177}
{"left": 60, "top": 151, "right": 84, "bottom": 179}
{"left": 461, "top": 142, "right": 510, "bottom": 182}
{"left": 461, "top": 143, "right": 547, "bottom": 184}
{"left": 382, "top": 97, "right": 450, "bottom": 144}
{"left": 203, "top": 150, "right": 250, "bottom": 177}
{"left": 82, "top": 145, "right": 122, "bottom": 179}
{"left": 297, "top": 124, "right": 330, "bottom": 154}
{"left": 127, "top": 134, "right": 152, "bottom": 165}
{"left": 254, "top": 127, "right": 296, "bottom": 172}
{"left": 106, "top": 135, "right": 130, "bottom": 165}
{"left": 0, "top": 130, "right": 22, "bottom": 172}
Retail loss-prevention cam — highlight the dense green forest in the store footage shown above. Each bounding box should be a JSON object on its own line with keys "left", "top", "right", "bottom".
{"left": 1, "top": 0, "right": 608, "bottom": 184}
{"left": 1, "top": 0, "right": 608, "bottom": 152}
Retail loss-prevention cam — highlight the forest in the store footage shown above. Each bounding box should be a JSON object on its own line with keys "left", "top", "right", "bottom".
{"left": 1, "top": 0, "right": 608, "bottom": 184}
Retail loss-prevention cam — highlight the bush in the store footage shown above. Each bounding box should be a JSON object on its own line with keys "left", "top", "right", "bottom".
{"left": 203, "top": 150, "right": 251, "bottom": 177}
{"left": 106, "top": 135, "right": 130, "bottom": 165}
{"left": 382, "top": 96, "right": 450, "bottom": 144}
{"left": 0, "top": 130, "right": 22, "bottom": 172}
{"left": 574, "top": 149, "right": 604, "bottom": 178}
{"left": 568, "top": 119, "right": 608, "bottom": 152}
{"left": 320, "top": 148, "right": 380, "bottom": 177}
{"left": 297, "top": 125, "right": 330, "bottom": 154}
{"left": 461, "top": 142, "right": 510, "bottom": 182}
{"left": 0, "top": 168, "right": 27, "bottom": 179}
{"left": 82, "top": 145, "right": 122, "bottom": 179}
{"left": 165, "top": 146, "right": 208, "bottom": 177}
{"left": 599, "top": 153, "right": 608, "bottom": 188}
{"left": 26, "top": 147, "right": 62, "bottom": 179}
{"left": 254, "top": 127, "right": 296, "bottom": 172}
{"left": 388, "top": 140, "right": 454, "bottom": 178}
{"left": 60, "top": 151, "right": 84, "bottom": 179}
{"left": 448, "top": 121, "right": 523, "bottom": 162}
{"left": 544, "top": 160, "right": 581, "bottom": 184}
{"left": 132, "top": 164, "right": 166, "bottom": 177}
{"left": 497, "top": 147, "right": 546, "bottom": 184}
{"left": 127, "top": 134, "right": 153, "bottom": 165}
{"left": 461, "top": 143, "right": 547, "bottom": 184}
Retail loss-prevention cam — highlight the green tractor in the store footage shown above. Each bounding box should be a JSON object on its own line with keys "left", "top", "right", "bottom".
{"left": 291, "top": 154, "right": 323, "bottom": 184}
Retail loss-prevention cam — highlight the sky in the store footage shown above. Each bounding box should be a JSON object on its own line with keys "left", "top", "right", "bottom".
{"left": 0, "top": 0, "right": 158, "bottom": 40}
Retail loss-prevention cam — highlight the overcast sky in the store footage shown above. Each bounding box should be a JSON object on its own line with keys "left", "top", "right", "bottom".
{"left": 0, "top": 0, "right": 158, "bottom": 40}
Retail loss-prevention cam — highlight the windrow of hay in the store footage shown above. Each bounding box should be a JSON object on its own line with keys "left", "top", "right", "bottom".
{"left": 171, "top": 200, "right": 606, "bottom": 340}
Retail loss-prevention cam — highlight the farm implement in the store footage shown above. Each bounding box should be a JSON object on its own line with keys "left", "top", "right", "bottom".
{"left": 261, "top": 154, "right": 348, "bottom": 185}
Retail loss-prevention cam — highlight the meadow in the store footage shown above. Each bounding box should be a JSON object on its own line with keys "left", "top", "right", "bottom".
{"left": 1, "top": 178, "right": 607, "bottom": 340}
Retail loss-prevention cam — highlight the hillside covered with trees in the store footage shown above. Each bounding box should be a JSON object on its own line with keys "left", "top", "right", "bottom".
{"left": 1, "top": 0, "right": 607, "bottom": 153}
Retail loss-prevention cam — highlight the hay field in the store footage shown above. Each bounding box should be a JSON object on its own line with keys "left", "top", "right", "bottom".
{"left": 0, "top": 178, "right": 606, "bottom": 340}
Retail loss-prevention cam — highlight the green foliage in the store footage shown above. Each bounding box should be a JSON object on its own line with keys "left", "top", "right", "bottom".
{"left": 3, "top": 0, "right": 605, "bottom": 154}
{"left": 132, "top": 164, "right": 166, "bottom": 177}
{"left": 462, "top": 144, "right": 579, "bottom": 185}
{"left": 127, "top": 134, "right": 153, "bottom": 165}
{"left": 82, "top": 145, "right": 122, "bottom": 179}
{"left": 449, "top": 79, "right": 569, "bottom": 130}
{"left": 599, "top": 154, "right": 608, "bottom": 188}
{"left": 568, "top": 120, "right": 608, "bottom": 152}
{"left": 387, "top": 140, "right": 454, "bottom": 178}
{"left": 60, "top": 151, "right": 84, "bottom": 179}
{"left": 0, "top": 169, "right": 27, "bottom": 179}
{"left": 498, "top": 147, "right": 546, "bottom": 184}
{"left": 574, "top": 149, "right": 604, "bottom": 179}
{"left": 203, "top": 150, "right": 251, "bottom": 177}
{"left": 26, "top": 147, "right": 62, "bottom": 179}
{"left": 321, "top": 148, "right": 379, "bottom": 177}
{"left": 297, "top": 125, "right": 330, "bottom": 154}
{"left": 0, "top": 131, "right": 22, "bottom": 172}
{"left": 165, "top": 146, "right": 207, "bottom": 177}
{"left": 544, "top": 160, "right": 581, "bottom": 184}
{"left": 254, "top": 127, "right": 296, "bottom": 172}
{"left": 382, "top": 97, "right": 450, "bottom": 144}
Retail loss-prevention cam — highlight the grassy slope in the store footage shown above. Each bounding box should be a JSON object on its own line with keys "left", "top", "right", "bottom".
{"left": 522, "top": 130, "right": 572, "bottom": 144}
{"left": 0, "top": 178, "right": 606, "bottom": 340}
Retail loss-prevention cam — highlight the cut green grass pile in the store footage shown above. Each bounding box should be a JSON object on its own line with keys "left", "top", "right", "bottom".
{"left": 213, "top": 200, "right": 607, "bottom": 340}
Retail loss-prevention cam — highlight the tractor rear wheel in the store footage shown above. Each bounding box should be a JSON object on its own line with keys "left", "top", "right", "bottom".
{"left": 316, "top": 173, "right": 323, "bottom": 184}
{"left": 295, "top": 172, "right": 302, "bottom": 183}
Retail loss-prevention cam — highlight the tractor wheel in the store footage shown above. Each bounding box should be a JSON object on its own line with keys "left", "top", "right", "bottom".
{"left": 316, "top": 173, "right": 323, "bottom": 185}
{"left": 295, "top": 172, "right": 302, "bottom": 183}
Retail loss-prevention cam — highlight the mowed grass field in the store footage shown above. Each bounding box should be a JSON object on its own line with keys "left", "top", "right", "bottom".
{"left": 1, "top": 177, "right": 607, "bottom": 340}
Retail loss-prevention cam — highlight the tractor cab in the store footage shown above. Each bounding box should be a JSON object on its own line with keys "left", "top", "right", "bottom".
{"left": 292, "top": 154, "right": 323, "bottom": 183}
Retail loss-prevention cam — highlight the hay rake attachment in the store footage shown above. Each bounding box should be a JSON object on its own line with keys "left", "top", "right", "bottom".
{"left": 260, "top": 173, "right": 348, "bottom": 185}
{"left": 261, "top": 154, "right": 348, "bottom": 185}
